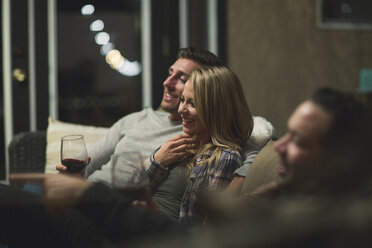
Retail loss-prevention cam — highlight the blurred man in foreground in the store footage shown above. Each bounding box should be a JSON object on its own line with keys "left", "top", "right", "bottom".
{"left": 248, "top": 87, "right": 372, "bottom": 201}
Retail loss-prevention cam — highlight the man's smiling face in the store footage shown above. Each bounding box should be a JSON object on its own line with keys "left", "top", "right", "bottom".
{"left": 160, "top": 58, "right": 201, "bottom": 120}
{"left": 274, "top": 101, "right": 332, "bottom": 183}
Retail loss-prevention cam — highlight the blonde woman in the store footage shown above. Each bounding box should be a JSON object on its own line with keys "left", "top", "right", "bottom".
{"left": 149, "top": 66, "right": 253, "bottom": 224}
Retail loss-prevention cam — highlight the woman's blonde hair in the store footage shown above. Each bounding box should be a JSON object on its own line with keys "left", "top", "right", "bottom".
{"left": 190, "top": 66, "right": 253, "bottom": 167}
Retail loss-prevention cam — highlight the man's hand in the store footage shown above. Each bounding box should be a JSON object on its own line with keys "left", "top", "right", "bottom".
{"left": 56, "top": 164, "right": 68, "bottom": 173}
{"left": 154, "top": 134, "right": 195, "bottom": 167}
{"left": 10, "top": 173, "right": 92, "bottom": 215}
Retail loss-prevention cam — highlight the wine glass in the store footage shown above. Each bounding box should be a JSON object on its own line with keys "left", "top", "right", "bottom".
{"left": 111, "top": 151, "right": 150, "bottom": 201}
{"left": 60, "top": 135, "right": 89, "bottom": 175}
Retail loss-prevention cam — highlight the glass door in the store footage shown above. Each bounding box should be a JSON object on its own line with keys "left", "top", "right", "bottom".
{"left": 1, "top": 0, "right": 144, "bottom": 183}
{"left": 57, "top": 1, "right": 142, "bottom": 127}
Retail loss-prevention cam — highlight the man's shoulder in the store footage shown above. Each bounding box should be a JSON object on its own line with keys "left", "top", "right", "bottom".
{"left": 124, "top": 107, "right": 156, "bottom": 117}
{"left": 114, "top": 108, "right": 167, "bottom": 123}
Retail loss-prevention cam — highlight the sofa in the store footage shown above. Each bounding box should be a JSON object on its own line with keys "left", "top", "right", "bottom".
{"left": 8, "top": 116, "right": 278, "bottom": 193}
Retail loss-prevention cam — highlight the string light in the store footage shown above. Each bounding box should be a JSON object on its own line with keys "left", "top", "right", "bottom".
{"left": 84, "top": 4, "right": 141, "bottom": 76}
{"left": 81, "top": 4, "right": 95, "bottom": 16}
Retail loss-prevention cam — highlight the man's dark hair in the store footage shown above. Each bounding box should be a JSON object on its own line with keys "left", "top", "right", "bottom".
{"left": 310, "top": 87, "right": 372, "bottom": 193}
{"left": 177, "top": 47, "right": 223, "bottom": 67}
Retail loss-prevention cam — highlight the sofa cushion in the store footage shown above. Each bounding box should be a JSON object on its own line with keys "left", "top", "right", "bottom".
{"left": 241, "top": 140, "right": 280, "bottom": 194}
{"left": 45, "top": 118, "right": 109, "bottom": 174}
{"left": 249, "top": 116, "right": 275, "bottom": 149}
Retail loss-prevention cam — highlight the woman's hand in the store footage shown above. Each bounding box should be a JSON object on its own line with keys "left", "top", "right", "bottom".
{"left": 154, "top": 134, "right": 195, "bottom": 167}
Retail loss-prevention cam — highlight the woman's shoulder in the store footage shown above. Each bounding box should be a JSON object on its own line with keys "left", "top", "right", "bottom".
{"left": 209, "top": 148, "right": 241, "bottom": 172}
{"left": 206, "top": 146, "right": 241, "bottom": 157}
{"left": 210, "top": 148, "right": 242, "bottom": 166}
{"left": 220, "top": 148, "right": 241, "bottom": 158}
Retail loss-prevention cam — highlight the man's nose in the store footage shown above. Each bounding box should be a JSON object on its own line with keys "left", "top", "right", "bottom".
{"left": 163, "top": 75, "right": 176, "bottom": 88}
{"left": 274, "top": 135, "right": 288, "bottom": 154}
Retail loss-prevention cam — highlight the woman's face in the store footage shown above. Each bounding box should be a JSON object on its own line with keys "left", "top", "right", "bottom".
{"left": 178, "top": 81, "right": 208, "bottom": 141}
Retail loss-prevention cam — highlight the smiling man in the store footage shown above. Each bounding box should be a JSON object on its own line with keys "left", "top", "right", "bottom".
{"left": 161, "top": 57, "right": 202, "bottom": 121}
{"left": 274, "top": 99, "right": 333, "bottom": 191}
{"left": 251, "top": 87, "right": 372, "bottom": 198}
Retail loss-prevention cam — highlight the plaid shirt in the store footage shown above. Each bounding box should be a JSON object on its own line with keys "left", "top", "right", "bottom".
{"left": 179, "top": 147, "right": 241, "bottom": 224}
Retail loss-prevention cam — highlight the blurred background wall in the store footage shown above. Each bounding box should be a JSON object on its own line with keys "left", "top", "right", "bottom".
{"left": 227, "top": 0, "right": 372, "bottom": 136}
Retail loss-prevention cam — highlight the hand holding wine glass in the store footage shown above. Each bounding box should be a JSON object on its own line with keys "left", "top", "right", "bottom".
{"left": 112, "top": 151, "right": 158, "bottom": 212}
{"left": 60, "top": 135, "right": 89, "bottom": 176}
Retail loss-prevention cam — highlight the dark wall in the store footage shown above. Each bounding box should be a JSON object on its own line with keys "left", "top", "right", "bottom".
{"left": 227, "top": 0, "right": 372, "bottom": 136}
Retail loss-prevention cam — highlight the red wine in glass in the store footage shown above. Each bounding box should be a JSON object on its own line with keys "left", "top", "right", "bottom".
{"left": 112, "top": 152, "right": 152, "bottom": 199}
{"left": 61, "top": 135, "right": 89, "bottom": 175}
{"left": 61, "top": 158, "right": 87, "bottom": 174}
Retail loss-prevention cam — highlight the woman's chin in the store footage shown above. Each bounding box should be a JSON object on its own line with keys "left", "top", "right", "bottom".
{"left": 183, "top": 128, "right": 193, "bottom": 136}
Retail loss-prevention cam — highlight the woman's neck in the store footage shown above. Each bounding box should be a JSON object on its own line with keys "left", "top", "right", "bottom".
{"left": 196, "top": 133, "right": 211, "bottom": 147}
